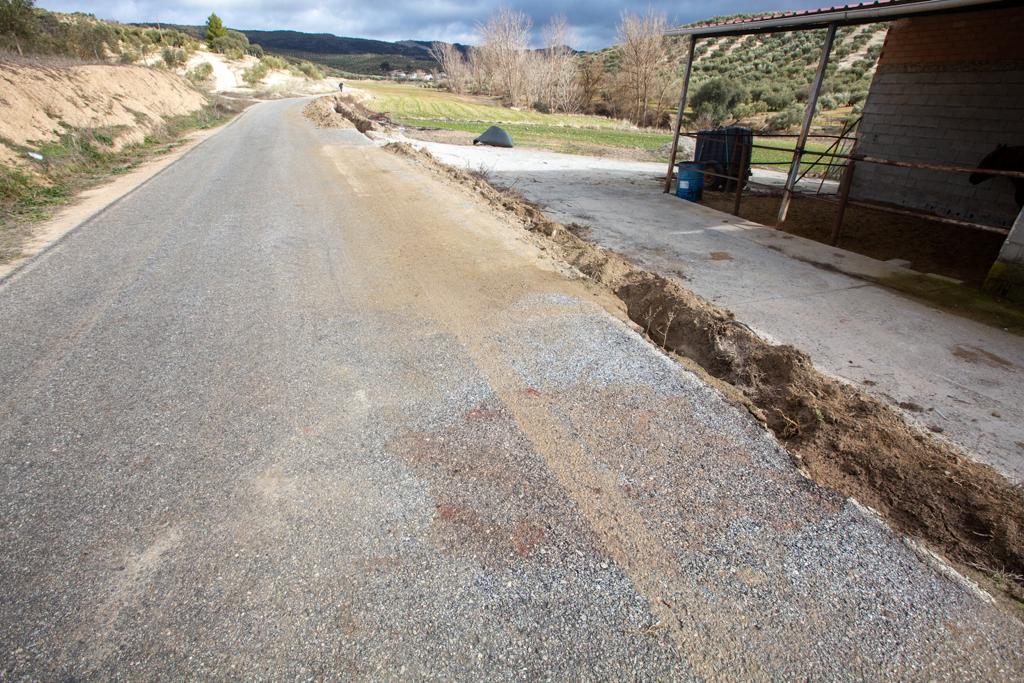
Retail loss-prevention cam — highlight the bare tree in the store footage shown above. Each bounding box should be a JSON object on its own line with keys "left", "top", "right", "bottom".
{"left": 428, "top": 41, "right": 469, "bottom": 94}
{"left": 541, "top": 15, "right": 579, "bottom": 112}
{"left": 617, "top": 9, "right": 667, "bottom": 126}
{"left": 575, "top": 54, "right": 605, "bottom": 113}
{"left": 477, "top": 8, "right": 532, "bottom": 107}
{"left": 465, "top": 46, "right": 490, "bottom": 93}
{"left": 523, "top": 48, "right": 548, "bottom": 108}
{"left": 650, "top": 62, "right": 681, "bottom": 128}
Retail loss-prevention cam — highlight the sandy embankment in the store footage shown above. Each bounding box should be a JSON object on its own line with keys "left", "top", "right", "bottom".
{"left": 0, "top": 62, "right": 207, "bottom": 167}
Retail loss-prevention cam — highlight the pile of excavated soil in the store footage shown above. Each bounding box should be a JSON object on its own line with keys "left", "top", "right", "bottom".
{"left": 302, "top": 96, "right": 354, "bottom": 129}
{"left": 302, "top": 94, "right": 387, "bottom": 135}
{"left": 0, "top": 62, "right": 206, "bottom": 167}
{"left": 385, "top": 141, "right": 1024, "bottom": 607}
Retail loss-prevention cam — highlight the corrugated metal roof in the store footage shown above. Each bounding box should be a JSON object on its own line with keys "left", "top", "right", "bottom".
{"left": 667, "top": 0, "right": 1010, "bottom": 36}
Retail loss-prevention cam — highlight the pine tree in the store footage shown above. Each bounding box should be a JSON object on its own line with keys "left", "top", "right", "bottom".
{"left": 205, "top": 12, "right": 226, "bottom": 43}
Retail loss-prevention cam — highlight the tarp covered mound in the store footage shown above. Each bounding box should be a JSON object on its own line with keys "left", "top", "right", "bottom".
{"left": 473, "top": 125, "right": 513, "bottom": 148}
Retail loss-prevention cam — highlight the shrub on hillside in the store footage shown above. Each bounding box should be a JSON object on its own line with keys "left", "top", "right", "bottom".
{"left": 185, "top": 61, "right": 213, "bottom": 85}
{"left": 0, "top": 7, "right": 196, "bottom": 61}
{"left": 161, "top": 46, "right": 185, "bottom": 67}
{"left": 241, "top": 61, "right": 268, "bottom": 86}
{"left": 208, "top": 29, "right": 249, "bottom": 58}
{"left": 296, "top": 61, "right": 323, "bottom": 80}
{"left": 261, "top": 54, "right": 287, "bottom": 70}
{"left": 0, "top": 0, "right": 36, "bottom": 55}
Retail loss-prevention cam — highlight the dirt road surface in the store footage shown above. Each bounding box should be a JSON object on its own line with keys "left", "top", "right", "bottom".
{"left": 1, "top": 99, "right": 1021, "bottom": 679}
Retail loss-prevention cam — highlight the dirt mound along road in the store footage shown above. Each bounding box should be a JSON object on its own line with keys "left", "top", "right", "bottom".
{"left": 303, "top": 94, "right": 389, "bottom": 135}
{"left": 0, "top": 63, "right": 206, "bottom": 167}
{"left": 302, "top": 96, "right": 354, "bottom": 129}
{"left": 386, "top": 141, "right": 1024, "bottom": 609}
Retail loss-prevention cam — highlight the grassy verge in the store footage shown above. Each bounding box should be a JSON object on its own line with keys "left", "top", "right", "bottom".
{"left": 0, "top": 99, "right": 244, "bottom": 263}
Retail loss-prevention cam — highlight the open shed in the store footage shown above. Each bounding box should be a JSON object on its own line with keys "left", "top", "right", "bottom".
{"left": 664, "top": 0, "right": 1024, "bottom": 302}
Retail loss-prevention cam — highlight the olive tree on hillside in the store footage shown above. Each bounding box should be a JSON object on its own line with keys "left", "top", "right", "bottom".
{"left": 0, "top": 0, "right": 36, "bottom": 56}
{"left": 690, "top": 77, "right": 748, "bottom": 127}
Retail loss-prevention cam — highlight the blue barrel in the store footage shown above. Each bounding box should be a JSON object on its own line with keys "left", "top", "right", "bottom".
{"left": 675, "top": 163, "right": 704, "bottom": 201}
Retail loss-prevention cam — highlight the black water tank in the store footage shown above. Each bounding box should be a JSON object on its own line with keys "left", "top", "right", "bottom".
{"left": 694, "top": 126, "right": 752, "bottom": 192}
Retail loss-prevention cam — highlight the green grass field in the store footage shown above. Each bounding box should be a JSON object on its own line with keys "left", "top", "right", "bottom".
{"left": 392, "top": 118, "right": 671, "bottom": 154}
{"left": 355, "top": 81, "right": 630, "bottom": 128}
{"left": 354, "top": 81, "right": 837, "bottom": 170}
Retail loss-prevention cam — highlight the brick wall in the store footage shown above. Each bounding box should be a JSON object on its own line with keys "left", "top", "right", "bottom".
{"left": 875, "top": 8, "right": 1022, "bottom": 66}
{"left": 849, "top": 7, "right": 1024, "bottom": 228}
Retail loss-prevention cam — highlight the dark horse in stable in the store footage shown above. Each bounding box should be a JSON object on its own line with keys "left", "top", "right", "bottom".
{"left": 970, "top": 144, "right": 1024, "bottom": 208}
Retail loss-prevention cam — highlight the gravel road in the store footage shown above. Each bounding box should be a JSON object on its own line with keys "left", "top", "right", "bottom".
{"left": 1, "top": 99, "right": 1022, "bottom": 679}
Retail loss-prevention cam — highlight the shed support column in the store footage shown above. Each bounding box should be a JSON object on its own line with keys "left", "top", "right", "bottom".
{"left": 663, "top": 37, "right": 697, "bottom": 193}
{"left": 829, "top": 159, "right": 856, "bottom": 244}
{"left": 984, "top": 206, "right": 1024, "bottom": 304}
{"left": 777, "top": 23, "right": 837, "bottom": 223}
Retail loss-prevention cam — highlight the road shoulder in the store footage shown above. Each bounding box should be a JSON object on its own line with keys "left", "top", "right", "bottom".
{"left": 0, "top": 110, "right": 249, "bottom": 284}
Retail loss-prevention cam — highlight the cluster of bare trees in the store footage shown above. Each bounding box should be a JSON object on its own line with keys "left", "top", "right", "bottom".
{"left": 430, "top": 10, "right": 578, "bottom": 112}
{"left": 613, "top": 9, "right": 676, "bottom": 127}
{"left": 430, "top": 8, "right": 678, "bottom": 126}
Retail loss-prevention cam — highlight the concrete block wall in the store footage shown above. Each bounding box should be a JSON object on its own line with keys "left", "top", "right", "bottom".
{"left": 849, "top": 8, "right": 1024, "bottom": 228}
{"left": 985, "top": 208, "right": 1024, "bottom": 302}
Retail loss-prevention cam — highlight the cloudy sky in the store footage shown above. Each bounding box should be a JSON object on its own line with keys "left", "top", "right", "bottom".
{"left": 44, "top": 0, "right": 831, "bottom": 49}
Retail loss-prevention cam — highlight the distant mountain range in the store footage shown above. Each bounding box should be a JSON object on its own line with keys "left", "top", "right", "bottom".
{"left": 132, "top": 23, "right": 469, "bottom": 74}
{"left": 240, "top": 30, "right": 469, "bottom": 58}
{"left": 135, "top": 23, "right": 465, "bottom": 58}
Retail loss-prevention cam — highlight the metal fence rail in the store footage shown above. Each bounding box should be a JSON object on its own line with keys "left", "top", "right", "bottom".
{"left": 670, "top": 130, "right": 1020, "bottom": 243}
